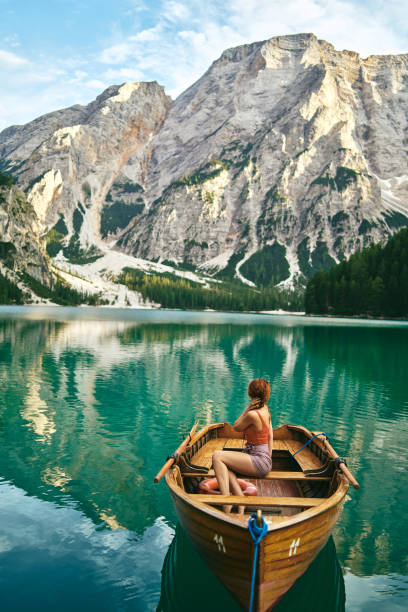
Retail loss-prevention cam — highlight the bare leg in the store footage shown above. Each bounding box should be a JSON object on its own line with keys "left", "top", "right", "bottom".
{"left": 213, "top": 450, "right": 258, "bottom": 513}
{"left": 229, "top": 471, "right": 244, "bottom": 515}
{"left": 212, "top": 451, "right": 232, "bottom": 512}
{"left": 213, "top": 450, "right": 259, "bottom": 476}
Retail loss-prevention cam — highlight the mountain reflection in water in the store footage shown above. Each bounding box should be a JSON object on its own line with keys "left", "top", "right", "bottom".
{"left": 0, "top": 308, "right": 407, "bottom": 611}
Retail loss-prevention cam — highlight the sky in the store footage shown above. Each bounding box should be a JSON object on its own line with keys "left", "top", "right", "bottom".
{"left": 0, "top": 0, "right": 407, "bottom": 131}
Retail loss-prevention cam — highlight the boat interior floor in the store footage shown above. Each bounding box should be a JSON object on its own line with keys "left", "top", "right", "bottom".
{"left": 182, "top": 437, "right": 331, "bottom": 522}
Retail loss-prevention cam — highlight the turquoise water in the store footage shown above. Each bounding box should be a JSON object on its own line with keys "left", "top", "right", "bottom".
{"left": 0, "top": 306, "right": 407, "bottom": 611}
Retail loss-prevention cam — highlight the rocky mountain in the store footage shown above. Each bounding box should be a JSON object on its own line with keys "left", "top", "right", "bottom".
{"left": 0, "top": 175, "right": 50, "bottom": 288}
{"left": 0, "top": 33, "right": 407, "bottom": 296}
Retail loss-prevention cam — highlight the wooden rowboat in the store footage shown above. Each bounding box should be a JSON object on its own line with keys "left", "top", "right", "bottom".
{"left": 156, "top": 422, "right": 358, "bottom": 611}
{"left": 158, "top": 527, "right": 346, "bottom": 612}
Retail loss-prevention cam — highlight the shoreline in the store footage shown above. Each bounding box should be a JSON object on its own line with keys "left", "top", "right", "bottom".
{"left": 1, "top": 304, "right": 408, "bottom": 326}
{"left": 305, "top": 312, "right": 408, "bottom": 322}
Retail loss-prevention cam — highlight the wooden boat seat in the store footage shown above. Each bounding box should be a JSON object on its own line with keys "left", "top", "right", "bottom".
{"left": 182, "top": 470, "right": 330, "bottom": 481}
{"left": 191, "top": 437, "right": 322, "bottom": 468}
{"left": 282, "top": 440, "right": 323, "bottom": 471}
{"left": 190, "top": 494, "right": 326, "bottom": 507}
{"left": 191, "top": 439, "right": 223, "bottom": 468}
{"left": 222, "top": 438, "right": 246, "bottom": 449}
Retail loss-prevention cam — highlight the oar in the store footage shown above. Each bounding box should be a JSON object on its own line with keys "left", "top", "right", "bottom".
{"left": 320, "top": 437, "right": 360, "bottom": 490}
{"left": 154, "top": 422, "right": 198, "bottom": 483}
{"left": 310, "top": 429, "right": 360, "bottom": 490}
{"left": 287, "top": 425, "right": 360, "bottom": 489}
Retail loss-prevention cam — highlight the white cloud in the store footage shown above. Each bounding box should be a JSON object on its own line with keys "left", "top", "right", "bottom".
{"left": 0, "top": 58, "right": 103, "bottom": 130}
{"left": 224, "top": 0, "right": 407, "bottom": 57}
{"left": 0, "top": 0, "right": 406, "bottom": 131}
{"left": 95, "top": 0, "right": 408, "bottom": 104}
{"left": 74, "top": 70, "right": 88, "bottom": 79}
{"left": 0, "top": 48, "right": 29, "bottom": 67}
{"left": 100, "top": 42, "right": 134, "bottom": 65}
{"left": 162, "top": 1, "right": 191, "bottom": 22}
{"left": 2, "top": 34, "right": 20, "bottom": 48}
{"left": 126, "top": 0, "right": 149, "bottom": 12}
{"left": 100, "top": 25, "right": 163, "bottom": 65}
{"left": 103, "top": 67, "right": 144, "bottom": 82}
{"left": 85, "top": 79, "right": 107, "bottom": 89}
{"left": 132, "top": 24, "right": 163, "bottom": 42}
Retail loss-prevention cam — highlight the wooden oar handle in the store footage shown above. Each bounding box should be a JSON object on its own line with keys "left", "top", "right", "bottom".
{"left": 153, "top": 422, "right": 198, "bottom": 483}
{"left": 154, "top": 457, "right": 176, "bottom": 483}
{"left": 314, "top": 433, "right": 360, "bottom": 490}
{"left": 335, "top": 459, "right": 360, "bottom": 490}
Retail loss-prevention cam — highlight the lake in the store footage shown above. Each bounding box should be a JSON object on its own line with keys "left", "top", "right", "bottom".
{"left": 0, "top": 306, "right": 407, "bottom": 611}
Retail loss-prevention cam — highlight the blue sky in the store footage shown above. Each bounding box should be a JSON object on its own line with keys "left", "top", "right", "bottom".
{"left": 0, "top": 0, "right": 406, "bottom": 130}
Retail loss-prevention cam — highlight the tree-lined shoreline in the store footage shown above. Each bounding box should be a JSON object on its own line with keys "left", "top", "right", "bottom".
{"left": 305, "top": 228, "right": 408, "bottom": 318}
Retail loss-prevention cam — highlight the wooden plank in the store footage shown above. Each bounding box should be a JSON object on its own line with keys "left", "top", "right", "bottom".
{"left": 182, "top": 470, "right": 330, "bottom": 481}
{"left": 188, "top": 423, "right": 222, "bottom": 447}
{"left": 223, "top": 438, "right": 246, "bottom": 449}
{"left": 215, "top": 422, "right": 243, "bottom": 439}
{"left": 189, "top": 437, "right": 321, "bottom": 472}
{"left": 284, "top": 439, "right": 322, "bottom": 471}
{"left": 261, "top": 478, "right": 301, "bottom": 499}
{"left": 191, "top": 439, "right": 223, "bottom": 468}
{"left": 269, "top": 470, "right": 328, "bottom": 481}
{"left": 272, "top": 439, "right": 287, "bottom": 451}
{"left": 189, "top": 494, "right": 326, "bottom": 507}
{"left": 237, "top": 514, "right": 287, "bottom": 525}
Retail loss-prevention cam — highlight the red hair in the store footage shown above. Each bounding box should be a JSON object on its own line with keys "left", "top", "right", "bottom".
{"left": 248, "top": 378, "right": 270, "bottom": 409}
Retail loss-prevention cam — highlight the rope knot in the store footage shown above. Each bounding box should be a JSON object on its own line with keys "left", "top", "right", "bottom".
{"left": 248, "top": 513, "right": 268, "bottom": 545}
{"left": 248, "top": 513, "right": 268, "bottom": 612}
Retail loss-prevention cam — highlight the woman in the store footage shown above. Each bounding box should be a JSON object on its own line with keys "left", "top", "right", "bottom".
{"left": 212, "top": 378, "right": 273, "bottom": 513}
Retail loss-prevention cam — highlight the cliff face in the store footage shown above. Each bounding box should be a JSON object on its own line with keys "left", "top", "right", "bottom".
{"left": 1, "top": 33, "right": 407, "bottom": 288}
{"left": 0, "top": 82, "right": 170, "bottom": 253}
{"left": 0, "top": 181, "right": 50, "bottom": 285}
{"left": 118, "top": 34, "right": 408, "bottom": 284}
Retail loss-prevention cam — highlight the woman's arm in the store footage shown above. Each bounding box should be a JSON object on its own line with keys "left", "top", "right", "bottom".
{"left": 233, "top": 405, "right": 256, "bottom": 432}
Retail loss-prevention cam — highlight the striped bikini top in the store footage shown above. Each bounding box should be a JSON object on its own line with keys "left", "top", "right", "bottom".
{"left": 244, "top": 410, "right": 270, "bottom": 445}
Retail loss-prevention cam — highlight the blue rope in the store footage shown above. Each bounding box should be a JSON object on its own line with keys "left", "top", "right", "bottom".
{"left": 292, "top": 432, "right": 329, "bottom": 456}
{"left": 248, "top": 513, "right": 268, "bottom": 612}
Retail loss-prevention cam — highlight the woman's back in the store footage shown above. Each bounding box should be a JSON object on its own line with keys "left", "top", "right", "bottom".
{"left": 244, "top": 407, "right": 271, "bottom": 445}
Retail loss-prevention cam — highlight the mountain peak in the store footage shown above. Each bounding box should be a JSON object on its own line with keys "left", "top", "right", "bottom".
{"left": 93, "top": 80, "right": 168, "bottom": 107}
{"left": 0, "top": 33, "right": 407, "bottom": 297}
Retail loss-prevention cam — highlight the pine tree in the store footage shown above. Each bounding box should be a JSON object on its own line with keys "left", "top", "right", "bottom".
{"left": 305, "top": 228, "right": 408, "bottom": 317}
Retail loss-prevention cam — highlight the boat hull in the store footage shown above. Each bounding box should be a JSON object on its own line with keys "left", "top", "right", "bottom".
{"left": 158, "top": 525, "right": 345, "bottom": 612}
{"left": 163, "top": 423, "right": 353, "bottom": 611}
{"left": 258, "top": 502, "right": 345, "bottom": 610}
{"left": 169, "top": 486, "right": 346, "bottom": 611}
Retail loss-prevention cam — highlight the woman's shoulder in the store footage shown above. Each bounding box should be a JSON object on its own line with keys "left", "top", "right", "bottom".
{"left": 246, "top": 410, "right": 259, "bottom": 424}
{"left": 261, "top": 406, "right": 272, "bottom": 423}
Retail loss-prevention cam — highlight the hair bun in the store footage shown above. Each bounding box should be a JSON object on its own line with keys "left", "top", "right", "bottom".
{"left": 248, "top": 378, "right": 271, "bottom": 405}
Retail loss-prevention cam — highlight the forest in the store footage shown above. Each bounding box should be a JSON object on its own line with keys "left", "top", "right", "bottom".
{"left": 19, "top": 273, "right": 108, "bottom": 307}
{"left": 0, "top": 172, "right": 14, "bottom": 187}
{"left": 305, "top": 228, "right": 408, "bottom": 317}
{"left": 119, "top": 267, "right": 303, "bottom": 312}
{"left": 0, "top": 268, "right": 108, "bottom": 307}
{"left": 0, "top": 270, "right": 25, "bottom": 304}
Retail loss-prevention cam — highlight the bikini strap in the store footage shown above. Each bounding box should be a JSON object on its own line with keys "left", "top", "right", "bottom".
{"left": 256, "top": 410, "right": 267, "bottom": 430}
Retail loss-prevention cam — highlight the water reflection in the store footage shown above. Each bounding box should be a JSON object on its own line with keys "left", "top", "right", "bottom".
{"left": 22, "top": 378, "right": 57, "bottom": 439}
{"left": 0, "top": 478, "right": 172, "bottom": 611}
{"left": 158, "top": 525, "right": 345, "bottom": 612}
{"left": 0, "top": 309, "right": 407, "bottom": 610}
